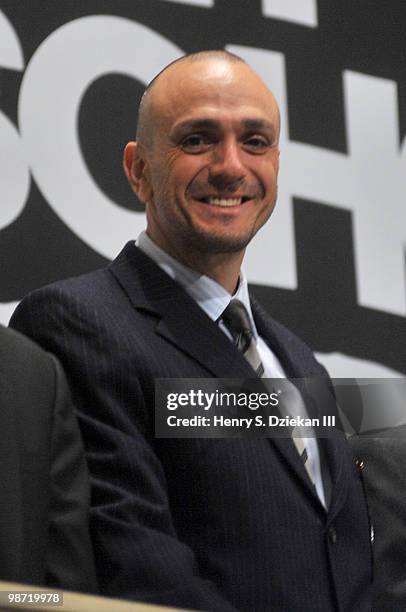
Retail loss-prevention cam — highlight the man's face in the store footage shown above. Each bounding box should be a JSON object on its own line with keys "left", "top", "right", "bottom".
{"left": 130, "top": 59, "right": 280, "bottom": 261}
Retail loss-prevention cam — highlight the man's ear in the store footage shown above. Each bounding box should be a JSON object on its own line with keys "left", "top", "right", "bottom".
{"left": 123, "top": 141, "right": 153, "bottom": 204}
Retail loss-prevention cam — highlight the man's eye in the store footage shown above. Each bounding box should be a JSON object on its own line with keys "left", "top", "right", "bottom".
{"left": 244, "top": 136, "right": 269, "bottom": 151}
{"left": 181, "top": 134, "right": 211, "bottom": 151}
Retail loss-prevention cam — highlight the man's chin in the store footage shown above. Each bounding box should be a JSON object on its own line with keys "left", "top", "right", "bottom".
{"left": 186, "top": 229, "right": 254, "bottom": 255}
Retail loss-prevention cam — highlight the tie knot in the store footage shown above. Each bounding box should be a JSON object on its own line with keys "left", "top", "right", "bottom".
{"left": 220, "top": 300, "right": 254, "bottom": 350}
{"left": 220, "top": 299, "right": 265, "bottom": 377}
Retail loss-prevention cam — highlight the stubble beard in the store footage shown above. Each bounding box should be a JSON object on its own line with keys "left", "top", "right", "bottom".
{"left": 178, "top": 191, "right": 278, "bottom": 256}
{"left": 180, "top": 222, "right": 256, "bottom": 255}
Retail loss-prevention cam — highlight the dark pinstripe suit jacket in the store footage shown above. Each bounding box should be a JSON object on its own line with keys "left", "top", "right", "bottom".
{"left": 10, "top": 242, "right": 372, "bottom": 612}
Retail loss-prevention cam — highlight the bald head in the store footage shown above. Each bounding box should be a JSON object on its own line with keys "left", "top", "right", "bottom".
{"left": 136, "top": 50, "right": 279, "bottom": 149}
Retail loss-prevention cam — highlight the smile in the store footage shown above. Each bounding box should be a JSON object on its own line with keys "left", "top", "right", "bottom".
{"left": 198, "top": 196, "right": 251, "bottom": 207}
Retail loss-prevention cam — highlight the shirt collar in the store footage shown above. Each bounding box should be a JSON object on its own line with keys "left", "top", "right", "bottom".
{"left": 136, "top": 231, "right": 258, "bottom": 337}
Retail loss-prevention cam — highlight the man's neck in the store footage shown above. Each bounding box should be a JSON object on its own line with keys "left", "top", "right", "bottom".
{"left": 178, "top": 251, "right": 242, "bottom": 295}
{"left": 146, "top": 230, "right": 244, "bottom": 295}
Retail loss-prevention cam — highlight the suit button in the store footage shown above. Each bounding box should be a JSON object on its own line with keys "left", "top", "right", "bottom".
{"left": 328, "top": 527, "right": 337, "bottom": 544}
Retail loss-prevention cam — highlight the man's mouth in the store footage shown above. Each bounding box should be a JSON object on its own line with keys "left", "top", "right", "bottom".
{"left": 196, "top": 196, "right": 252, "bottom": 207}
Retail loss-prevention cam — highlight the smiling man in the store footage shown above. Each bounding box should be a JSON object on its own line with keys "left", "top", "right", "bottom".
{"left": 10, "top": 51, "right": 372, "bottom": 611}
{"left": 124, "top": 53, "right": 280, "bottom": 291}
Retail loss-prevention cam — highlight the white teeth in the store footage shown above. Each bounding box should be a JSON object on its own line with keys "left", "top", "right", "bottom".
{"left": 208, "top": 197, "right": 242, "bottom": 207}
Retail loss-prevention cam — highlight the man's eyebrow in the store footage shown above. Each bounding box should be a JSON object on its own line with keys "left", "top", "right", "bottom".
{"left": 173, "top": 119, "right": 220, "bottom": 133}
{"left": 173, "top": 118, "right": 275, "bottom": 133}
{"left": 242, "top": 118, "right": 274, "bottom": 131}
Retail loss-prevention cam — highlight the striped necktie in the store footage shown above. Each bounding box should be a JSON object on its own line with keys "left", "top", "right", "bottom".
{"left": 220, "top": 299, "right": 264, "bottom": 377}
{"left": 220, "top": 299, "right": 315, "bottom": 485}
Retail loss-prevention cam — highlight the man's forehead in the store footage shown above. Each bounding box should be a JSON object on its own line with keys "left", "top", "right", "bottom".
{"left": 150, "top": 58, "right": 278, "bottom": 126}
{"left": 154, "top": 56, "right": 247, "bottom": 89}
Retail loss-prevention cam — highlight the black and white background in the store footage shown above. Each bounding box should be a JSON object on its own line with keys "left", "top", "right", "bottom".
{"left": 0, "top": 0, "right": 405, "bottom": 377}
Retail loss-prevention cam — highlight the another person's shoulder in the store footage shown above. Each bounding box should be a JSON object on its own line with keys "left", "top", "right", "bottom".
{"left": 0, "top": 325, "right": 62, "bottom": 428}
{"left": 0, "top": 324, "right": 53, "bottom": 373}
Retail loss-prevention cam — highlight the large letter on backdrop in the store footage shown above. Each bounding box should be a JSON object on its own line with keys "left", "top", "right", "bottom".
{"left": 229, "top": 45, "right": 406, "bottom": 316}
{"left": 0, "top": 10, "right": 30, "bottom": 231}
{"left": 19, "top": 16, "right": 183, "bottom": 259}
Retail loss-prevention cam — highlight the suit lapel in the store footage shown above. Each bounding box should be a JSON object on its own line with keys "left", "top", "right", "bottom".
{"left": 250, "top": 297, "right": 327, "bottom": 504}
{"left": 320, "top": 434, "right": 351, "bottom": 521}
{"left": 251, "top": 296, "right": 310, "bottom": 378}
{"left": 252, "top": 296, "right": 351, "bottom": 514}
{"left": 109, "top": 242, "right": 255, "bottom": 378}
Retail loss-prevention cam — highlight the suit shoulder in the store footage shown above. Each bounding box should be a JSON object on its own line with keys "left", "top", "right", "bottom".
{"left": 25, "top": 267, "right": 113, "bottom": 302}
{"left": 10, "top": 266, "right": 120, "bottom": 329}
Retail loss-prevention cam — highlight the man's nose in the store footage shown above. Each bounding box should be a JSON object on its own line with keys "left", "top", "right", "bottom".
{"left": 208, "top": 140, "right": 246, "bottom": 191}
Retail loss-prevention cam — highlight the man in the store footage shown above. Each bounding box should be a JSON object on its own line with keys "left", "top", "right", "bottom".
{"left": 0, "top": 324, "right": 96, "bottom": 591}
{"left": 10, "top": 51, "right": 372, "bottom": 611}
